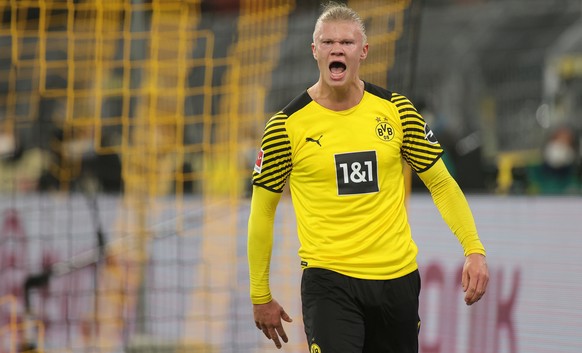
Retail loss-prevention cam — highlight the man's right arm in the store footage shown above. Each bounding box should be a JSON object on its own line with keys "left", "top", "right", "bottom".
{"left": 248, "top": 185, "right": 293, "bottom": 349}
{"left": 247, "top": 185, "right": 283, "bottom": 304}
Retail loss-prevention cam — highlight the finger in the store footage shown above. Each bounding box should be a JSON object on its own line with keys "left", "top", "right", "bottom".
{"left": 464, "top": 273, "right": 479, "bottom": 304}
{"left": 280, "top": 309, "right": 293, "bottom": 323}
{"left": 261, "top": 327, "right": 271, "bottom": 340}
{"left": 461, "top": 267, "right": 470, "bottom": 292}
{"left": 465, "top": 275, "right": 486, "bottom": 305}
{"left": 268, "top": 328, "right": 282, "bottom": 349}
{"left": 476, "top": 272, "right": 489, "bottom": 294}
{"left": 473, "top": 274, "right": 489, "bottom": 302}
{"left": 464, "top": 285, "right": 477, "bottom": 304}
{"left": 275, "top": 325, "right": 289, "bottom": 344}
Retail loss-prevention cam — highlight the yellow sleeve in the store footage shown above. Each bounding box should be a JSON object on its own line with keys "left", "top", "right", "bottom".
{"left": 417, "top": 159, "right": 486, "bottom": 256}
{"left": 247, "top": 185, "right": 283, "bottom": 304}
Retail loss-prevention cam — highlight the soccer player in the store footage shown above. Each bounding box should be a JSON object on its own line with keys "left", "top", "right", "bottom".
{"left": 247, "top": 2, "right": 489, "bottom": 352}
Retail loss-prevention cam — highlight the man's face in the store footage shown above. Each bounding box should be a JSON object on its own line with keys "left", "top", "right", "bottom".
{"left": 312, "top": 20, "right": 368, "bottom": 87}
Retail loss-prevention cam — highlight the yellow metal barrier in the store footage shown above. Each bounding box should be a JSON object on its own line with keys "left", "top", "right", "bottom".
{"left": 496, "top": 149, "right": 540, "bottom": 194}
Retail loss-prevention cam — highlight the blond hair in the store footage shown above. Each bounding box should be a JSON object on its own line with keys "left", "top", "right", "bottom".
{"left": 313, "top": 2, "right": 367, "bottom": 43}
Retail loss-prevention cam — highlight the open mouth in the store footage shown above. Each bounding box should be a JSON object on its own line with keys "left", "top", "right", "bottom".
{"left": 329, "top": 61, "right": 346, "bottom": 74}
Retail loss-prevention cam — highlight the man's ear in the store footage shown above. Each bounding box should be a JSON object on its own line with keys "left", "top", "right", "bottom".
{"left": 360, "top": 43, "right": 369, "bottom": 60}
{"left": 311, "top": 43, "right": 317, "bottom": 60}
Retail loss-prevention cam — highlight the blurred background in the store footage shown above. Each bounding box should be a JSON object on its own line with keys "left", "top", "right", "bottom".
{"left": 0, "top": 0, "right": 581, "bottom": 352}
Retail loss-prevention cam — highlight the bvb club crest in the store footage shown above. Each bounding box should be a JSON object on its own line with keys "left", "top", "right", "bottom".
{"left": 375, "top": 120, "right": 394, "bottom": 141}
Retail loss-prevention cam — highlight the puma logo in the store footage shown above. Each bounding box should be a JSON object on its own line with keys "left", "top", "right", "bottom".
{"left": 306, "top": 135, "right": 323, "bottom": 147}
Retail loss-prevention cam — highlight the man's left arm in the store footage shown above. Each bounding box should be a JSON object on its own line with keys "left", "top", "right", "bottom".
{"left": 417, "top": 158, "right": 489, "bottom": 305}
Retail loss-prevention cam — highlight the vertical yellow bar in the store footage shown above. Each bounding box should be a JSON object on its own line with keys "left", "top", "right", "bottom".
{"left": 0, "top": 295, "right": 18, "bottom": 353}
{"left": 93, "top": 0, "right": 104, "bottom": 155}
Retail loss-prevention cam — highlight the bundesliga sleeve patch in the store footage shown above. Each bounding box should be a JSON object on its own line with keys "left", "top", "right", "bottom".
{"left": 254, "top": 149, "right": 264, "bottom": 173}
{"left": 424, "top": 123, "right": 439, "bottom": 144}
{"left": 334, "top": 151, "right": 379, "bottom": 195}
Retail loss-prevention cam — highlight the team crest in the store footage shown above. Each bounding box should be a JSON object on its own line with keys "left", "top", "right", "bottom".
{"left": 375, "top": 120, "right": 394, "bottom": 142}
{"left": 310, "top": 343, "right": 322, "bottom": 353}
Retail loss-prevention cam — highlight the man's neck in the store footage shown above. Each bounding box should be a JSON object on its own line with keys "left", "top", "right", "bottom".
{"left": 308, "top": 79, "right": 364, "bottom": 111}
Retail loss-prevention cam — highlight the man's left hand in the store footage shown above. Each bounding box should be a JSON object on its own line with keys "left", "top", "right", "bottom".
{"left": 462, "top": 253, "right": 489, "bottom": 305}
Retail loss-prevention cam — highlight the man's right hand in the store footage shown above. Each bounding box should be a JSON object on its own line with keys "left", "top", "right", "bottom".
{"left": 253, "top": 299, "right": 293, "bottom": 349}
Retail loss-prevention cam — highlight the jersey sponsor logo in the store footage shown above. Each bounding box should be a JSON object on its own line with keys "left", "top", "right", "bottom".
{"left": 254, "top": 149, "right": 264, "bottom": 173}
{"left": 334, "top": 151, "right": 379, "bottom": 195}
{"left": 306, "top": 135, "right": 323, "bottom": 146}
{"left": 424, "top": 123, "right": 439, "bottom": 144}
{"left": 375, "top": 121, "right": 395, "bottom": 141}
{"left": 310, "top": 343, "right": 322, "bottom": 353}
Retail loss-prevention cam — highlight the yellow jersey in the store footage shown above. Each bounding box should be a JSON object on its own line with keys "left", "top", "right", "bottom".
{"left": 252, "top": 82, "right": 444, "bottom": 280}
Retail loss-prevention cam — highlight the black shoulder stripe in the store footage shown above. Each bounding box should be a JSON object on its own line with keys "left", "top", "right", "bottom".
{"left": 363, "top": 81, "right": 393, "bottom": 101}
{"left": 282, "top": 91, "right": 312, "bottom": 117}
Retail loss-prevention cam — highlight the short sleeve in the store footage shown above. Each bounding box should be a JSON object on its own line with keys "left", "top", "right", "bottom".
{"left": 392, "top": 93, "right": 444, "bottom": 173}
{"left": 251, "top": 113, "right": 293, "bottom": 192}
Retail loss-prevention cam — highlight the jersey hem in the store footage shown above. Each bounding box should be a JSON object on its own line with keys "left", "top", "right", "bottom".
{"left": 300, "top": 261, "right": 419, "bottom": 281}
{"left": 252, "top": 182, "right": 283, "bottom": 194}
